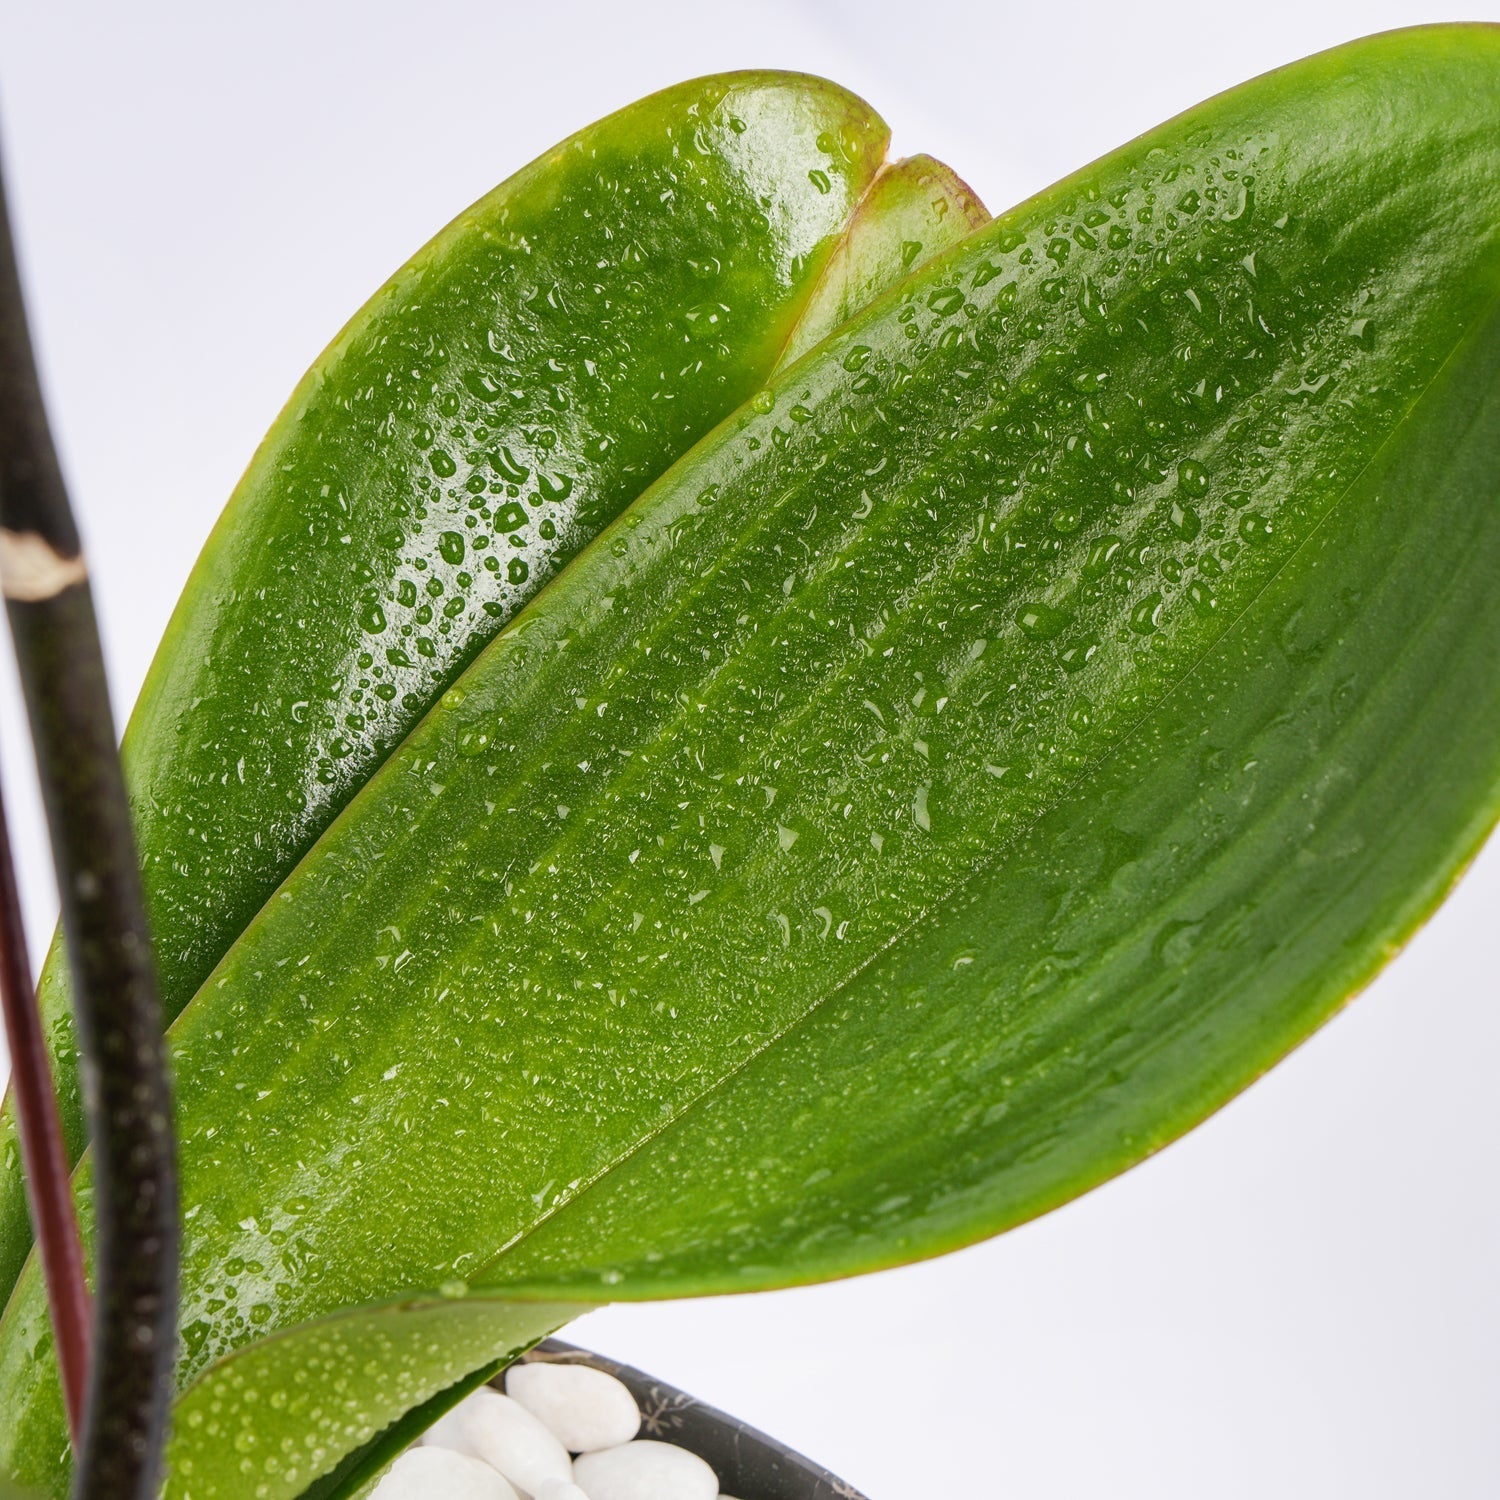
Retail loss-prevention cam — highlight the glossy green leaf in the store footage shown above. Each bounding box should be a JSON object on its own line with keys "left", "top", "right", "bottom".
{"left": 0, "top": 71, "right": 898, "bottom": 1299}
{"left": 776, "top": 152, "right": 988, "bottom": 366}
{"left": 291, "top": 1348, "right": 517, "bottom": 1500}
{"left": 162, "top": 1295, "right": 578, "bottom": 1500}
{"left": 7, "top": 23, "right": 1500, "bottom": 1500}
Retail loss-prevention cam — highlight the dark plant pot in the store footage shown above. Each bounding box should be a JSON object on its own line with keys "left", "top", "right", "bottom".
{"left": 514, "top": 1340, "right": 870, "bottom": 1500}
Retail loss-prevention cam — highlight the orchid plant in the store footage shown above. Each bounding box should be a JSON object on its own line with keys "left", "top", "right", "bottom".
{"left": 0, "top": 23, "right": 1497, "bottom": 1499}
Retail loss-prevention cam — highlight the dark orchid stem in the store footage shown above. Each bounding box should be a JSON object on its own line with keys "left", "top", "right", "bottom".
{"left": 0, "top": 154, "right": 178, "bottom": 1496}
{"left": 0, "top": 774, "right": 91, "bottom": 1441}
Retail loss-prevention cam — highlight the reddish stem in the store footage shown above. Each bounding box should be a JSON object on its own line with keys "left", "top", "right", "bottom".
{"left": 0, "top": 773, "right": 90, "bottom": 1443}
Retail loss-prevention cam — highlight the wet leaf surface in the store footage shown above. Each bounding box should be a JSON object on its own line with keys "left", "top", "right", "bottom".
{"left": 3, "top": 26, "right": 1499, "bottom": 1499}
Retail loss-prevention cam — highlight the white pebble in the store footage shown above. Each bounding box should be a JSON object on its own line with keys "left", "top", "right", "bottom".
{"left": 572, "top": 1440, "right": 718, "bottom": 1500}
{"left": 506, "top": 1362, "right": 641, "bottom": 1453}
{"left": 371, "top": 1446, "right": 519, "bottom": 1500}
{"left": 534, "top": 1482, "right": 591, "bottom": 1500}
{"left": 448, "top": 1387, "right": 574, "bottom": 1494}
{"left": 420, "top": 1393, "right": 485, "bottom": 1458}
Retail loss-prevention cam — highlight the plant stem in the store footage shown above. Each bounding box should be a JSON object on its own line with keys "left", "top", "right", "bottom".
{"left": 0, "top": 152, "right": 178, "bottom": 1496}
{"left": 0, "top": 773, "right": 91, "bottom": 1441}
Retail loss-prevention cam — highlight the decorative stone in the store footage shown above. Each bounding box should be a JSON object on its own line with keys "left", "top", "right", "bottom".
{"left": 534, "top": 1481, "right": 591, "bottom": 1500}
{"left": 451, "top": 1387, "right": 574, "bottom": 1494}
{"left": 371, "top": 1446, "right": 519, "bottom": 1500}
{"left": 507, "top": 1362, "right": 641, "bottom": 1452}
{"left": 420, "top": 1394, "right": 484, "bottom": 1458}
{"left": 572, "top": 1440, "right": 719, "bottom": 1500}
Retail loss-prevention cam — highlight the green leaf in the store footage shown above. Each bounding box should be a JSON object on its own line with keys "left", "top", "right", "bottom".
{"left": 0, "top": 72, "right": 896, "bottom": 1299}
{"left": 163, "top": 1294, "right": 579, "bottom": 1500}
{"left": 291, "top": 1348, "right": 517, "bottom": 1500}
{"left": 7, "top": 23, "right": 1500, "bottom": 1499}
{"left": 776, "top": 152, "right": 989, "bottom": 366}
{"left": 0, "top": 71, "right": 980, "bottom": 1500}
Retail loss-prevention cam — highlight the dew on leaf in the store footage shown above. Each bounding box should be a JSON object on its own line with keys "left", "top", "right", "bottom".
{"left": 1083, "top": 535, "right": 1123, "bottom": 577}
{"left": 1170, "top": 501, "right": 1201, "bottom": 540}
{"left": 1178, "top": 459, "right": 1210, "bottom": 494}
{"left": 492, "top": 446, "right": 529, "bottom": 484}
{"left": 1017, "top": 601, "right": 1067, "bottom": 641}
{"left": 1130, "top": 592, "right": 1164, "bottom": 634}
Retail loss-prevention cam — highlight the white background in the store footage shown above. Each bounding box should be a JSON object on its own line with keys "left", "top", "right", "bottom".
{"left": 1, "top": 3, "right": 1497, "bottom": 1495}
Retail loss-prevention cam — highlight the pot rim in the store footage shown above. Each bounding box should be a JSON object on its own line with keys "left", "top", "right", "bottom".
{"left": 512, "top": 1339, "right": 871, "bottom": 1500}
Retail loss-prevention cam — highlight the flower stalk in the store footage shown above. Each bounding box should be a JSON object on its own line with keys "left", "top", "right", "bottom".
{"left": 0, "top": 775, "right": 91, "bottom": 1441}
{"left": 0, "top": 147, "right": 178, "bottom": 1498}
